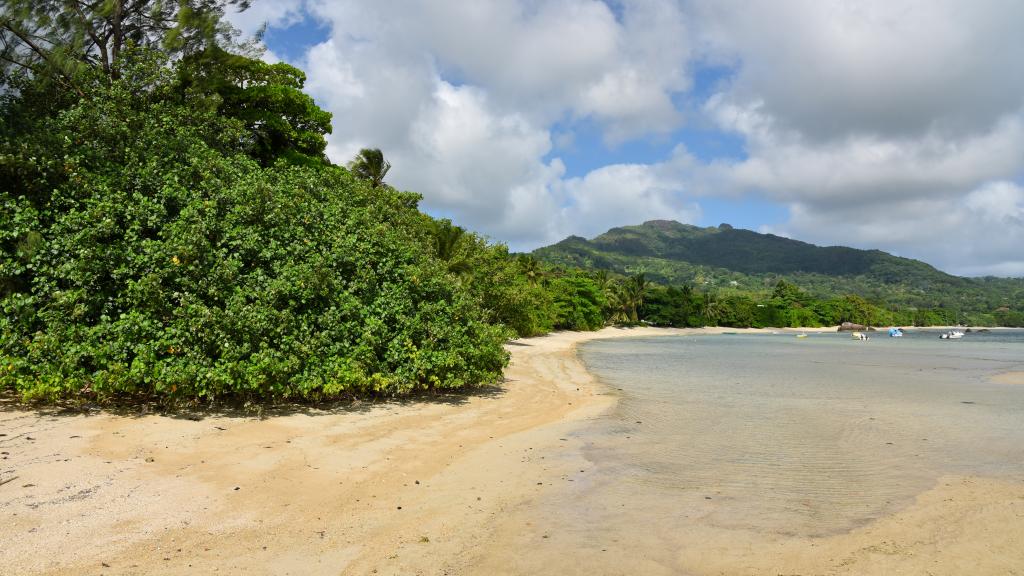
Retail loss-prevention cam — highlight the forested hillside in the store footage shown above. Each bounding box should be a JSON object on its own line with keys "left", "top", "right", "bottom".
{"left": 535, "top": 220, "right": 1024, "bottom": 323}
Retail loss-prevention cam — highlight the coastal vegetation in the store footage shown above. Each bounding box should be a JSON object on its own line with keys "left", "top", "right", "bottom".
{"left": 535, "top": 220, "right": 1024, "bottom": 328}
{"left": 1, "top": 2, "right": 1021, "bottom": 406}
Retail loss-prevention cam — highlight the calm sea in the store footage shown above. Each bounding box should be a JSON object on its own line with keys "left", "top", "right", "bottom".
{"left": 570, "top": 330, "right": 1024, "bottom": 539}
{"left": 471, "top": 330, "right": 1024, "bottom": 574}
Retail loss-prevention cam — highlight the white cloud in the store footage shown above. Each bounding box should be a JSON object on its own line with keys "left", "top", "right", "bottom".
{"left": 227, "top": 0, "right": 306, "bottom": 37}
{"left": 557, "top": 163, "right": 702, "bottom": 239}
{"left": 401, "top": 80, "right": 563, "bottom": 242}
{"left": 776, "top": 181, "right": 1024, "bottom": 276}
{"left": 240, "top": 0, "right": 1024, "bottom": 275}
{"left": 690, "top": 0, "right": 1024, "bottom": 274}
{"left": 703, "top": 103, "right": 1024, "bottom": 205}
{"left": 293, "top": 0, "right": 695, "bottom": 248}
{"left": 694, "top": 0, "right": 1024, "bottom": 141}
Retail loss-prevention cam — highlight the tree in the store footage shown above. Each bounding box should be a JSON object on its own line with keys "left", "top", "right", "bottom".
{"left": 348, "top": 148, "right": 391, "bottom": 188}
{"left": 516, "top": 254, "right": 543, "bottom": 286}
{"left": 1, "top": 0, "right": 252, "bottom": 89}
{"left": 178, "top": 49, "right": 332, "bottom": 166}
{"left": 0, "top": 51, "right": 510, "bottom": 403}
{"left": 622, "top": 273, "right": 649, "bottom": 323}
{"left": 770, "top": 279, "right": 810, "bottom": 308}
{"left": 548, "top": 274, "right": 606, "bottom": 331}
{"left": 699, "top": 291, "right": 723, "bottom": 326}
{"left": 431, "top": 219, "right": 470, "bottom": 274}
{"left": 643, "top": 285, "right": 698, "bottom": 327}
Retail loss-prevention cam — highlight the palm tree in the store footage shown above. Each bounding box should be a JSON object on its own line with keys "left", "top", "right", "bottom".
{"left": 700, "top": 292, "right": 723, "bottom": 326}
{"left": 606, "top": 283, "right": 630, "bottom": 324}
{"left": 348, "top": 148, "right": 391, "bottom": 188}
{"left": 623, "top": 273, "right": 648, "bottom": 323}
{"left": 432, "top": 220, "right": 470, "bottom": 274}
{"left": 592, "top": 270, "right": 617, "bottom": 318}
{"left": 517, "top": 254, "right": 543, "bottom": 285}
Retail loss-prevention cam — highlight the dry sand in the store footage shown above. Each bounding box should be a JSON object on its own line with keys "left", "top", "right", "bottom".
{"left": 2, "top": 326, "right": 1023, "bottom": 575}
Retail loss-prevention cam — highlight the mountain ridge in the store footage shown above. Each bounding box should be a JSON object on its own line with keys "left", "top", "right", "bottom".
{"left": 532, "top": 219, "right": 1021, "bottom": 314}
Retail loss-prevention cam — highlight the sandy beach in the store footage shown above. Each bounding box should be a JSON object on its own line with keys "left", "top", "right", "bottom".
{"left": 2, "top": 326, "right": 1023, "bottom": 575}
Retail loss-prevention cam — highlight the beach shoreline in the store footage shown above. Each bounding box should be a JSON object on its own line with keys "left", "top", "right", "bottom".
{"left": 2, "top": 326, "right": 1023, "bottom": 575}
{"left": 0, "top": 326, "right": 694, "bottom": 575}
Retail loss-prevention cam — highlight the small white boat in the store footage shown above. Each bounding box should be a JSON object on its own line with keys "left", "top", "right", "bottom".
{"left": 940, "top": 330, "right": 965, "bottom": 339}
{"left": 851, "top": 332, "right": 869, "bottom": 341}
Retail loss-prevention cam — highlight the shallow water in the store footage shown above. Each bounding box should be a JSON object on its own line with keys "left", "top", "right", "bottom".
{"left": 473, "top": 331, "right": 1024, "bottom": 574}
{"left": 576, "top": 331, "right": 1024, "bottom": 537}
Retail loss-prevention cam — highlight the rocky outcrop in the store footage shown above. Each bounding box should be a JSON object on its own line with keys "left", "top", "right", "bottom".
{"left": 838, "top": 322, "right": 875, "bottom": 332}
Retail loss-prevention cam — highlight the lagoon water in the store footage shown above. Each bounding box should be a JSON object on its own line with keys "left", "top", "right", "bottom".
{"left": 576, "top": 330, "right": 1024, "bottom": 533}
{"left": 476, "top": 330, "right": 1024, "bottom": 573}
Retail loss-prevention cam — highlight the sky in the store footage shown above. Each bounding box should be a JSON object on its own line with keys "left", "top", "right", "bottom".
{"left": 228, "top": 0, "right": 1024, "bottom": 277}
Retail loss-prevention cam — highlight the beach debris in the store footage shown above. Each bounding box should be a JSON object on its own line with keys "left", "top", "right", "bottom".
{"left": 0, "top": 476, "right": 18, "bottom": 486}
{"left": 145, "top": 457, "right": 155, "bottom": 463}
{"left": 397, "top": 506, "right": 402, "bottom": 510}
{"left": 961, "top": 401, "right": 975, "bottom": 404}
{"left": 233, "top": 486, "right": 240, "bottom": 491}
{"left": 419, "top": 536, "right": 430, "bottom": 543}
{"left": 415, "top": 480, "right": 420, "bottom": 485}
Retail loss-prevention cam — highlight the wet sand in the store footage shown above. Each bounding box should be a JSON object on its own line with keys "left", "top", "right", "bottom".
{"left": 469, "top": 475, "right": 1024, "bottom": 576}
{"left": 992, "top": 371, "right": 1024, "bottom": 385}
{"left": 2, "top": 326, "right": 1023, "bottom": 575}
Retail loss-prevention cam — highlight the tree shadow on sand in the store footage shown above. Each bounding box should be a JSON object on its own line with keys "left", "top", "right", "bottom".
{"left": 0, "top": 380, "right": 510, "bottom": 422}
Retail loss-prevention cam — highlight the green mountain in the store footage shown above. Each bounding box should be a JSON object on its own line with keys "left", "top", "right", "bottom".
{"left": 534, "top": 220, "right": 1024, "bottom": 315}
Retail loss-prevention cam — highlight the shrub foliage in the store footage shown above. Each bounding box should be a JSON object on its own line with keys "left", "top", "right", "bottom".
{"left": 0, "top": 54, "right": 509, "bottom": 403}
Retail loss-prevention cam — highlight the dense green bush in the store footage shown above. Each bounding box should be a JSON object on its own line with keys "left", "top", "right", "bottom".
{"left": 548, "top": 274, "right": 606, "bottom": 331}
{"left": 0, "top": 55, "right": 509, "bottom": 403}
{"left": 454, "top": 241, "right": 555, "bottom": 337}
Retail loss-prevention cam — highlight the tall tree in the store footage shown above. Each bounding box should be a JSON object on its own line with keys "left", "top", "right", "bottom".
{"left": 0, "top": 0, "right": 252, "bottom": 88}
{"left": 623, "top": 272, "right": 648, "bottom": 323}
{"left": 431, "top": 219, "right": 472, "bottom": 274}
{"left": 700, "top": 291, "right": 723, "bottom": 326}
{"left": 516, "top": 254, "right": 543, "bottom": 286}
{"left": 348, "top": 148, "right": 391, "bottom": 188}
{"left": 178, "top": 48, "right": 332, "bottom": 166}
